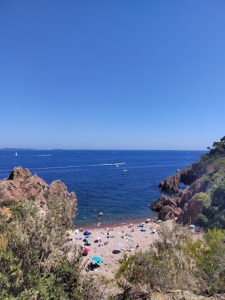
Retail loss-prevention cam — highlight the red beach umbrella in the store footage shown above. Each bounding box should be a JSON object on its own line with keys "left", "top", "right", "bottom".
{"left": 84, "top": 248, "right": 91, "bottom": 253}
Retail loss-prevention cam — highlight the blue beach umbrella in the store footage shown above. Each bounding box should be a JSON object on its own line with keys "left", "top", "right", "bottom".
{"left": 84, "top": 231, "right": 91, "bottom": 236}
{"left": 92, "top": 256, "right": 102, "bottom": 264}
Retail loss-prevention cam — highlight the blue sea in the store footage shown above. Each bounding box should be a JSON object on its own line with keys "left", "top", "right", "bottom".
{"left": 0, "top": 150, "right": 205, "bottom": 226}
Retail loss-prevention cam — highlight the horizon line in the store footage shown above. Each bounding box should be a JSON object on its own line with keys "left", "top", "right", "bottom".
{"left": 0, "top": 147, "right": 207, "bottom": 152}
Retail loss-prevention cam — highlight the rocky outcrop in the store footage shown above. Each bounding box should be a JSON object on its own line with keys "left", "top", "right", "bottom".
{"left": 151, "top": 141, "right": 225, "bottom": 224}
{"left": 0, "top": 167, "right": 77, "bottom": 212}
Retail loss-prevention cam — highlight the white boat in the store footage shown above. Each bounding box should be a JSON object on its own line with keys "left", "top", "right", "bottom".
{"left": 122, "top": 169, "right": 128, "bottom": 172}
{"left": 15, "top": 152, "right": 18, "bottom": 157}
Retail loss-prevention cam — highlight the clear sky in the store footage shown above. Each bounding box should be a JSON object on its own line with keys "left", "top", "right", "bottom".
{"left": 0, "top": 1, "right": 225, "bottom": 150}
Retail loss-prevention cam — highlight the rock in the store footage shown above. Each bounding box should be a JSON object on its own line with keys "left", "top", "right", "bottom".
{"left": 158, "top": 165, "right": 201, "bottom": 194}
{"left": 0, "top": 167, "right": 77, "bottom": 212}
{"left": 158, "top": 173, "right": 181, "bottom": 194}
{"left": 158, "top": 206, "right": 182, "bottom": 221}
{"left": 152, "top": 146, "right": 225, "bottom": 224}
{"left": 151, "top": 194, "right": 178, "bottom": 211}
{"left": 178, "top": 194, "right": 205, "bottom": 225}
{"left": 151, "top": 194, "right": 183, "bottom": 221}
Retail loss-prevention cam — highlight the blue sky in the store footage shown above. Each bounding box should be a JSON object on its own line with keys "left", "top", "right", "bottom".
{"left": 0, "top": 0, "right": 225, "bottom": 150}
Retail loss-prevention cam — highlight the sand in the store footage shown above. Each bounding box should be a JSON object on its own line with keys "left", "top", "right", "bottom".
{"left": 67, "top": 219, "right": 173, "bottom": 278}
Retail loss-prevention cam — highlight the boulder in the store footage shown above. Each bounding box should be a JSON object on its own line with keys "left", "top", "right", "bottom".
{"left": 0, "top": 167, "right": 77, "bottom": 211}
{"left": 158, "top": 206, "right": 182, "bottom": 221}
{"left": 151, "top": 194, "right": 177, "bottom": 212}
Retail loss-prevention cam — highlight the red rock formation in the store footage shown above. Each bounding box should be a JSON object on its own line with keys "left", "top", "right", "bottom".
{"left": 158, "top": 173, "right": 181, "bottom": 194}
{"left": 151, "top": 149, "right": 225, "bottom": 224}
{"left": 0, "top": 167, "right": 77, "bottom": 210}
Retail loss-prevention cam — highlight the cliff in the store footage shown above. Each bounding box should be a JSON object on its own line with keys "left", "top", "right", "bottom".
{"left": 0, "top": 166, "right": 77, "bottom": 214}
{"left": 151, "top": 137, "right": 225, "bottom": 226}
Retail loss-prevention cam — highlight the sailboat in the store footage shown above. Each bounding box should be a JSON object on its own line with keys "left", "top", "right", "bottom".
{"left": 15, "top": 152, "right": 18, "bottom": 157}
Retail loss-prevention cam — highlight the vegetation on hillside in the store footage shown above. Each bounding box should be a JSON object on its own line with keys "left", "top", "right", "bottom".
{"left": 196, "top": 176, "right": 225, "bottom": 229}
{"left": 0, "top": 199, "right": 99, "bottom": 299}
{"left": 190, "top": 136, "right": 225, "bottom": 229}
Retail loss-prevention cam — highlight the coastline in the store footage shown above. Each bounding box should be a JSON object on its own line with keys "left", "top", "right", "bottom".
{"left": 74, "top": 214, "right": 158, "bottom": 230}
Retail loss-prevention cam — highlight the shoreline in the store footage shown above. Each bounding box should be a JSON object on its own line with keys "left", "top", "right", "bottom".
{"left": 74, "top": 215, "right": 158, "bottom": 230}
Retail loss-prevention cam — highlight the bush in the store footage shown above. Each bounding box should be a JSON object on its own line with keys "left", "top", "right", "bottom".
{"left": 0, "top": 198, "right": 98, "bottom": 299}
{"left": 116, "top": 225, "right": 225, "bottom": 297}
{"left": 116, "top": 225, "right": 197, "bottom": 295}
{"left": 214, "top": 158, "right": 225, "bottom": 167}
{"left": 195, "top": 177, "right": 225, "bottom": 229}
{"left": 187, "top": 229, "right": 225, "bottom": 294}
{"left": 193, "top": 192, "right": 210, "bottom": 206}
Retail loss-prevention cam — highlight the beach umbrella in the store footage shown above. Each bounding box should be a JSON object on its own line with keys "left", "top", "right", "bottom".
{"left": 92, "top": 256, "right": 102, "bottom": 264}
{"left": 74, "top": 229, "right": 79, "bottom": 234}
{"left": 84, "top": 231, "right": 91, "bottom": 236}
{"left": 190, "top": 224, "right": 196, "bottom": 229}
{"left": 157, "top": 220, "right": 162, "bottom": 223}
{"left": 117, "top": 243, "right": 124, "bottom": 248}
{"left": 67, "top": 230, "right": 72, "bottom": 235}
{"left": 84, "top": 248, "right": 91, "bottom": 253}
{"left": 140, "top": 228, "right": 146, "bottom": 232}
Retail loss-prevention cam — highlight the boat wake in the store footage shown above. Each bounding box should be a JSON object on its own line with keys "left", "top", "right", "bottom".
{"left": 34, "top": 155, "right": 52, "bottom": 157}
{"left": 31, "top": 162, "right": 125, "bottom": 171}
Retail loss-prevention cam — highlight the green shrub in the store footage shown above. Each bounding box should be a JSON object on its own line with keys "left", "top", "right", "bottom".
{"left": 212, "top": 172, "right": 222, "bottom": 178}
{"left": 214, "top": 158, "right": 225, "bottom": 167}
{"left": 186, "top": 229, "right": 225, "bottom": 294}
{"left": 116, "top": 225, "right": 225, "bottom": 297}
{"left": 194, "top": 177, "right": 225, "bottom": 229}
{"left": 0, "top": 199, "right": 99, "bottom": 299}
{"left": 196, "top": 214, "right": 209, "bottom": 227}
{"left": 193, "top": 192, "right": 210, "bottom": 206}
{"left": 200, "top": 176, "right": 211, "bottom": 183}
{"left": 116, "top": 225, "right": 196, "bottom": 294}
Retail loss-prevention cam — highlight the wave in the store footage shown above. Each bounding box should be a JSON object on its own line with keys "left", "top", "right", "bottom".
{"left": 31, "top": 162, "right": 126, "bottom": 171}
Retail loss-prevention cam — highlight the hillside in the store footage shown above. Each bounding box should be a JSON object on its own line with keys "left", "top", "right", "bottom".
{"left": 151, "top": 136, "right": 225, "bottom": 228}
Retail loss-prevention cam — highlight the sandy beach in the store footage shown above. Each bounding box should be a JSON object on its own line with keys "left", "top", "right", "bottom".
{"left": 67, "top": 219, "right": 173, "bottom": 278}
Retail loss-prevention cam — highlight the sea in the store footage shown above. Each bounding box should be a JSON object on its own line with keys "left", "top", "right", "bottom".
{"left": 0, "top": 149, "right": 205, "bottom": 226}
